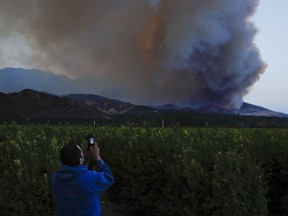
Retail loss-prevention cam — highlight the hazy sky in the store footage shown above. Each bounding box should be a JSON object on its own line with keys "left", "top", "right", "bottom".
{"left": 245, "top": 0, "right": 288, "bottom": 113}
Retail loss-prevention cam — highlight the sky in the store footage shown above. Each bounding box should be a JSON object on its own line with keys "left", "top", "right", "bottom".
{"left": 0, "top": 0, "right": 287, "bottom": 114}
{"left": 245, "top": 0, "right": 288, "bottom": 113}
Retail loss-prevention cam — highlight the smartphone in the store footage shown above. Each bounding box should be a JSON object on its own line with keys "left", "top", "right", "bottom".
{"left": 87, "top": 135, "right": 95, "bottom": 148}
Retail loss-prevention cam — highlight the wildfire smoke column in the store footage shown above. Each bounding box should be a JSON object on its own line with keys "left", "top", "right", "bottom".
{"left": 0, "top": 0, "right": 265, "bottom": 109}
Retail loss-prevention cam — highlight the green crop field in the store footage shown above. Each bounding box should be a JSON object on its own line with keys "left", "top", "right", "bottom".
{"left": 0, "top": 124, "right": 288, "bottom": 215}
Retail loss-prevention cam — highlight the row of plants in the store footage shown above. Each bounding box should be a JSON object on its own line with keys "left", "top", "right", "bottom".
{"left": 0, "top": 125, "right": 288, "bottom": 215}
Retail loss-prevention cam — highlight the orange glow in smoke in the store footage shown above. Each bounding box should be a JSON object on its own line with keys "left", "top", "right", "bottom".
{"left": 139, "top": 7, "right": 164, "bottom": 70}
{"left": 143, "top": 10, "right": 163, "bottom": 52}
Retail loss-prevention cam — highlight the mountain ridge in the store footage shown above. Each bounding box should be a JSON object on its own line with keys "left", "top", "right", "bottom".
{"left": 153, "top": 102, "right": 288, "bottom": 118}
{"left": 1, "top": 67, "right": 287, "bottom": 118}
{"left": 0, "top": 89, "right": 155, "bottom": 120}
{"left": 0, "top": 89, "right": 287, "bottom": 120}
{"left": 1, "top": 89, "right": 288, "bottom": 127}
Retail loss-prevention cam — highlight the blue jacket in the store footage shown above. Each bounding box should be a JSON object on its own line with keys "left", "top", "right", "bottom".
{"left": 52, "top": 160, "right": 114, "bottom": 216}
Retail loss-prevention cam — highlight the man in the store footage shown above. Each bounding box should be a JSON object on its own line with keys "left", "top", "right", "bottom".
{"left": 52, "top": 142, "right": 114, "bottom": 216}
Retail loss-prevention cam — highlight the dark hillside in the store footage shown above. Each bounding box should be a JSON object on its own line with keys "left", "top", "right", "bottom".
{"left": 0, "top": 89, "right": 287, "bottom": 127}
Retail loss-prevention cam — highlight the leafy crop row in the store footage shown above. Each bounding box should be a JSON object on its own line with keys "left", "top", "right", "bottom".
{"left": 0, "top": 125, "right": 287, "bottom": 215}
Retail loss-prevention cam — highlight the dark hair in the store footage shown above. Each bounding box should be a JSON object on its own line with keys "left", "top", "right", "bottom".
{"left": 59, "top": 142, "right": 82, "bottom": 166}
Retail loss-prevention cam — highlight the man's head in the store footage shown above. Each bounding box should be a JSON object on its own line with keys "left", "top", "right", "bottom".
{"left": 60, "top": 142, "right": 84, "bottom": 166}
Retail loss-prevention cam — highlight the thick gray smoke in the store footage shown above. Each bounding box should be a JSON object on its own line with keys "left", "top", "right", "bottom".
{"left": 0, "top": 0, "right": 265, "bottom": 108}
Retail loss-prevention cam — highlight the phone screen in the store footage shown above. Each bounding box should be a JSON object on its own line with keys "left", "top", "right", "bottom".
{"left": 89, "top": 137, "right": 94, "bottom": 145}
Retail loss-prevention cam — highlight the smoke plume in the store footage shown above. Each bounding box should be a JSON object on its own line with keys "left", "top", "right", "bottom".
{"left": 0, "top": 0, "right": 265, "bottom": 108}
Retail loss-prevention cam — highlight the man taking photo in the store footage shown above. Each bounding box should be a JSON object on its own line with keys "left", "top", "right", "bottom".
{"left": 52, "top": 140, "right": 114, "bottom": 216}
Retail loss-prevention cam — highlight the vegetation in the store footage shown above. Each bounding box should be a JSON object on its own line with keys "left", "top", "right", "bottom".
{"left": 0, "top": 124, "right": 288, "bottom": 215}
{"left": 1, "top": 108, "right": 288, "bottom": 128}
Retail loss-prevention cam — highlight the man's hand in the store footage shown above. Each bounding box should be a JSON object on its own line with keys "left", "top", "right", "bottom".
{"left": 82, "top": 145, "right": 101, "bottom": 162}
{"left": 90, "top": 145, "right": 101, "bottom": 161}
